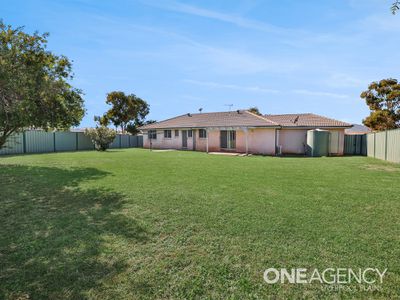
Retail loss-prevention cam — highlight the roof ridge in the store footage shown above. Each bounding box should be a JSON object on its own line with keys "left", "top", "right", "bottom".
{"left": 140, "top": 113, "right": 189, "bottom": 128}
{"left": 265, "top": 113, "right": 313, "bottom": 116}
{"left": 189, "top": 110, "right": 245, "bottom": 116}
{"left": 246, "top": 110, "right": 279, "bottom": 125}
{"left": 306, "top": 113, "right": 352, "bottom": 126}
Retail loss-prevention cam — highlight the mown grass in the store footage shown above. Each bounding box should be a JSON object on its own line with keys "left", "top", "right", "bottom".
{"left": 0, "top": 149, "right": 399, "bottom": 299}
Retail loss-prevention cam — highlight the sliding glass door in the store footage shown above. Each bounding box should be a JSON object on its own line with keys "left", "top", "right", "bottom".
{"left": 220, "top": 130, "right": 236, "bottom": 150}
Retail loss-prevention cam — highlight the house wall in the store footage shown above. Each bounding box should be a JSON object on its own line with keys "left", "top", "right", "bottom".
{"left": 246, "top": 128, "right": 276, "bottom": 155}
{"left": 143, "top": 127, "right": 346, "bottom": 155}
{"left": 143, "top": 129, "right": 195, "bottom": 150}
{"left": 278, "top": 129, "right": 308, "bottom": 154}
{"left": 195, "top": 130, "right": 218, "bottom": 152}
{"left": 144, "top": 128, "right": 276, "bottom": 155}
{"left": 143, "top": 130, "right": 177, "bottom": 149}
{"left": 277, "top": 128, "right": 346, "bottom": 155}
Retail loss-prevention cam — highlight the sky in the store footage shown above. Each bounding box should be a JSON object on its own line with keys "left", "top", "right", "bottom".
{"left": 3, "top": 0, "right": 400, "bottom": 127}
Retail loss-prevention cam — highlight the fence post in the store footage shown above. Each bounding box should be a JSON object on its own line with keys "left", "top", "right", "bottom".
{"left": 373, "top": 133, "right": 376, "bottom": 158}
{"left": 119, "top": 135, "right": 122, "bottom": 148}
{"left": 23, "top": 131, "right": 27, "bottom": 154}
{"left": 76, "top": 132, "right": 79, "bottom": 151}
{"left": 385, "top": 130, "right": 388, "bottom": 161}
{"left": 129, "top": 135, "right": 131, "bottom": 148}
{"left": 53, "top": 132, "right": 56, "bottom": 152}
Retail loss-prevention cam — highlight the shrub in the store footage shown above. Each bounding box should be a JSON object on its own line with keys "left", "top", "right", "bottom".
{"left": 85, "top": 127, "right": 117, "bottom": 151}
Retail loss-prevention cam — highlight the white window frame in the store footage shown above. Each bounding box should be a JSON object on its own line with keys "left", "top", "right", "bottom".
{"left": 199, "top": 129, "right": 207, "bottom": 139}
{"left": 148, "top": 130, "right": 157, "bottom": 140}
{"left": 164, "top": 130, "right": 172, "bottom": 139}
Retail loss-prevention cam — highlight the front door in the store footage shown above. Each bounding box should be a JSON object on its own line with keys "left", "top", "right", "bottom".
{"left": 220, "top": 130, "right": 236, "bottom": 150}
{"left": 182, "top": 130, "right": 187, "bottom": 148}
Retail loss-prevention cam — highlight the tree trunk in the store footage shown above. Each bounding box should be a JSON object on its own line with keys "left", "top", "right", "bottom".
{"left": 0, "top": 129, "right": 14, "bottom": 150}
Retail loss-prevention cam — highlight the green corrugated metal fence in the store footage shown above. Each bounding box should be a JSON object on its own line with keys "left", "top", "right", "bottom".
{"left": 0, "top": 130, "right": 143, "bottom": 156}
{"left": 386, "top": 129, "right": 400, "bottom": 163}
{"left": 367, "top": 129, "right": 400, "bottom": 163}
{"left": 344, "top": 134, "right": 367, "bottom": 156}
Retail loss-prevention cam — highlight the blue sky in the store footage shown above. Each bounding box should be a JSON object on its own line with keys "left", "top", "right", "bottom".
{"left": 3, "top": 0, "right": 400, "bottom": 127}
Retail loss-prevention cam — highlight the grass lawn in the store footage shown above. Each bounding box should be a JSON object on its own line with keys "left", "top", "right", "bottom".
{"left": 1, "top": 149, "right": 400, "bottom": 299}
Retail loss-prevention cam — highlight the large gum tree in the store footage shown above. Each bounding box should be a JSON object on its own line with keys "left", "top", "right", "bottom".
{"left": 0, "top": 22, "right": 85, "bottom": 149}
{"left": 361, "top": 78, "right": 400, "bottom": 131}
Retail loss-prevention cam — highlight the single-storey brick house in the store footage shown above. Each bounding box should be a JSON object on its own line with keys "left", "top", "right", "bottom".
{"left": 139, "top": 110, "right": 352, "bottom": 155}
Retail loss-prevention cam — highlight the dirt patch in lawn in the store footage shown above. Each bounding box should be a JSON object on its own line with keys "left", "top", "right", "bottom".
{"left": 364, "top": 164, "right": 400, "bottom": 172}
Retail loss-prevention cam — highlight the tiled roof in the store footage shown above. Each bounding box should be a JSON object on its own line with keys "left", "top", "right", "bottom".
{"left": 139, "top": 110, "right": 278, "bottom": 129}
{"left": 140, "top": 111, "right": 352, "bottom": 130}
{"left": 264, "top": 113, "right": 352, "bottom": 128}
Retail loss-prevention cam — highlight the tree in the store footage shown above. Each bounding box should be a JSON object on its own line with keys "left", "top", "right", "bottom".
{"left": 248, "top": 107, "right": 262, "bottom": 115}
{"left": 0, "top": 22, "right": 85, "bottom": 149}
{"left": 126, "top": 119, "right": 156, "bottom": 135}
{"left": 360, "top": 78, "right": 400, "bottom": 131}
{"left": 85, "top": 126, "right": 116, "bottom": 151}
{"left": 101, "top": 91, "right": 149, "bottom": 133}
{"left": 392, "top": 1, "right": 400, "bottom": 14}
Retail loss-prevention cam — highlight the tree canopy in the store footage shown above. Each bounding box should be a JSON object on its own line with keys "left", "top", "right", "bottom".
{"left": 248, "top": 107, "right": 262, "bottom": 116}
{"left": 360, "top": 78, "right": 400, "bottom": 131}
{"left": 0, "top": 21, "right": 85, "bottom": 148}
{"left": 392, "top": 1, "right": 400, "bottom": 14}
{"left": 100, "top": 91, "right": 149, "bottom": 134}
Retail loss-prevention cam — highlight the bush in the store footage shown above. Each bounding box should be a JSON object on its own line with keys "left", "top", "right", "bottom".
{"left": 85, "top": 127, "right": 117, "bottom": 151}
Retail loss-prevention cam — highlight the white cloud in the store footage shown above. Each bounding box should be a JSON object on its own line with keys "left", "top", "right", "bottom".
{"left": 357, "top": 13, "right": 400, "bottom": 32}
{"left": 184, "top": 80, "right": 354, "bottom": 100}
{"left": 293, "top": 89, "right": 350, "bottom": 99}
{"left": 144, "top": 1, "right": 290, "bottom": 35}
{"left": 325, "top": 73, "right": 366, "bottom": 88}
{"left": 184, "top": 79, "right": 279, "bottom": 93}
{"left": 143, "top": 1, "right": 360, "bottom": 48}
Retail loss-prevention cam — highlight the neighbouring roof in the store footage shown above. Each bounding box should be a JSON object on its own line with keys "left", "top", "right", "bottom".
{"left": 140, "top": 111, "right": 352, "bottom": 130}
{"left": 264, "top": 113, "right": 352, "bottom": 128}
{"left": 345, "top": 124, "right": 372, "bottom": 135}
{"left": 139, "top": 110, "right": 279, "bottom": 130}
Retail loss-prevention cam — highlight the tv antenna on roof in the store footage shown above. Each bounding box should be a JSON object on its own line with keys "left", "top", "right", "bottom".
{"left": 224, "top": 104, "right": 233, "bottom": 111}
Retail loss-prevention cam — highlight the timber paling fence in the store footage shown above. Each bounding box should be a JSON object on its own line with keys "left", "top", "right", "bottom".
{"left": 0, "top": 130, "right": 143, "bottom": 156}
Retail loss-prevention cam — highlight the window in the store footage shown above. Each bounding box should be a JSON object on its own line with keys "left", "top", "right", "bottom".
{"left": 164, "top": 130, "right": 172, "bottom": 138}
{"left": 175, "top": 130, "right": 179, "bottom": 137}
{"left": 148, "top": 130, "right": 157, "bottom": 140}
{"left": 188, "top": 130, "right": 193, "bottom": 138}
{"left": 199, "top": 129, "right": 207, "bottom": 138}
